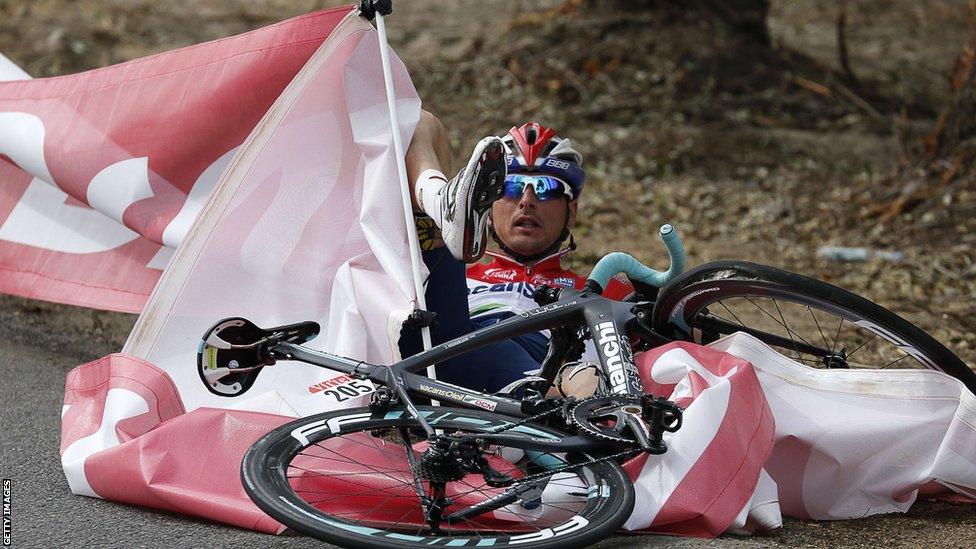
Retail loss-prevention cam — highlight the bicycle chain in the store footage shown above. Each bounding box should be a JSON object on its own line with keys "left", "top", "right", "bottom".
{"left": 470, "top": 400, "right": 641, "bottom": 488}
{"left": 481, "top": 406, "right": 563, "bottom": 435}
{"left": 507, "top": 448, "right": 642, "bottom": 487}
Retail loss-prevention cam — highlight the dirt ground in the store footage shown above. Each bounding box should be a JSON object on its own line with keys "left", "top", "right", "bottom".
{"left": 1, "top": 0, "right": 975, "bottom": 546}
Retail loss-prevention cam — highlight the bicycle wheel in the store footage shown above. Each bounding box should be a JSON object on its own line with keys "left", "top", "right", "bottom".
{"left": 243, "top": 405, "right": 635, "bottom": 549}
{"left": 652, "top": 260, "right": 976, "bottom": 394}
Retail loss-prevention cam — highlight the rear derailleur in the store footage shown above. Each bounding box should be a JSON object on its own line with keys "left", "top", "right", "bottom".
{"left": 411, "top": 436, "right": 515, "bottom": 534}
{"left": 414, "top": 436, "right": 515, "bottom": 488}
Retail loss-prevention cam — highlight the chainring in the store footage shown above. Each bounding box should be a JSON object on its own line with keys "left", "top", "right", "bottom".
{"left": 568, "top": 394, "right": 646, "bottom": 443}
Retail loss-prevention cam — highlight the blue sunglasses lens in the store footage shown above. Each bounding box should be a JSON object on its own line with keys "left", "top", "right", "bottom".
{"left": 503, "top": 175, "right": 569, "bottom": 201}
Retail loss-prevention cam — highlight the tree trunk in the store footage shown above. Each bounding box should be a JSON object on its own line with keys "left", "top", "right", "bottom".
{"left": 927, "top": 0, "right": 976, "bottom": 161}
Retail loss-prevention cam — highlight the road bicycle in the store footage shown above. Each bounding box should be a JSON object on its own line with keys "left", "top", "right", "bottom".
{"left": 197, "top": 224, "right": 976, "bottom": 549}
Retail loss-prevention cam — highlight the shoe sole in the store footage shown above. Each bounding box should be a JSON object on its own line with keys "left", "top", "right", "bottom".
{"left": 462, "top": 140, "right": 506, "bottom": 262}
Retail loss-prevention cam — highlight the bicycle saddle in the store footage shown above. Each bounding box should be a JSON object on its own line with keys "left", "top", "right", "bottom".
{"left": 197, "top": 317, "right": 320, "bottom": 397}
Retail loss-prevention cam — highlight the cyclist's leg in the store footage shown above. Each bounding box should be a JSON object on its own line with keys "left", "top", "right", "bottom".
{"left": 399, "top": 115, "right": 526, "bottom": 390}
{"left": 398, "top": 246, "right": 540, "bottom": 393}
{"left": 439, "top": 336, "right": 541, "bottom": 394}
{"left": 406, "top": 109, "right": 505, "bottom": 262}
{"left": 405, "top": 109, "right": 453, "bottom": 211}
{"left": 398, "top": 110, "right": 469, "bottom": 362}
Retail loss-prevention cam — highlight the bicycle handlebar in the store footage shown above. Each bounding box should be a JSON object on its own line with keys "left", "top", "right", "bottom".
{"left": 585, "top": 224, "right": 685, "bottom": 293}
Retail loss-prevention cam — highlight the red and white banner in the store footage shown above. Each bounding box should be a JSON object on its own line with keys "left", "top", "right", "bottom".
{"left": 0, "top": 6, "right": 352, "bottom": 312}
{"left": 119, "top": 9, "right": 422, "bottom": 415}
{"left": 628, "top": 338, "right": 779, "bottom": 536}
{"left": 60, "top": 8, "right": 425, "bottom": 530}
{"left": 61, "top": 333, "right": 976, "bottom": 535}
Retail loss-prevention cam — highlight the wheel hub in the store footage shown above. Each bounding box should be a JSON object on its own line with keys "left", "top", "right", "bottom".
{"left": 822, "top": 346, "right": 850, "bottom": 369}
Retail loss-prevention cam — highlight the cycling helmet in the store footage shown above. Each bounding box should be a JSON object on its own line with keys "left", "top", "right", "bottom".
{"left": 501, "top": 122, "right": 585, "bottom": 200}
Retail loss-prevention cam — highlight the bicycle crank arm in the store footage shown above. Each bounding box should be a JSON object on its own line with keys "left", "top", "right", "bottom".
{"left": 621, "top": 411, "right": 666, "bottom": 455}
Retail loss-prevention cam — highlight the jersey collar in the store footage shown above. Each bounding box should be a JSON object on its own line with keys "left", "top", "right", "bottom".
{"left": 484, "top": 247, "right": 573, "bottom": 275}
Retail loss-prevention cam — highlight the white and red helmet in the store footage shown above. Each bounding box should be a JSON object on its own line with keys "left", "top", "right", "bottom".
{"left": 501, "top": 122, "right": 585, "bottom": 199}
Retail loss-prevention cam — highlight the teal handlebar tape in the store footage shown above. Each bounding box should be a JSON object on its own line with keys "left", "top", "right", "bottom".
{"left": 587, "top": 224, "right": 685, "bottom": 290}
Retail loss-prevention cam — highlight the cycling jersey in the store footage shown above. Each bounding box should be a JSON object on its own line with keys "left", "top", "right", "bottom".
{"left": 464, "top": 250, "right": 633, "bottom": 374}
{"left": 401, "top": 246, "right": 632, "bottom": 393}
{"left": 467, "top": 250, "right": 632, "bottom": 323}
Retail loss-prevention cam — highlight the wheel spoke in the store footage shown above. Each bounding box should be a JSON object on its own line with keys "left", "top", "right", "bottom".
{"left": 704, "top": 295, "right": 934, "bottom": 372}
{"left": 289, "top": 464, "right": 416, "bottom": 500}
{"left": 359, "top": 501, "right": 422, "bottom": 533}
{"left": 288, "top": 468, "right": 407, "bottom": 480}
{"left": 770, "top": 298, "right": 804, "bottom": 363}
{"left": 312, "top": 489, "right": 414, "bottom": 523}
{"left": 717, "top": 300, "right": 749, "bottom": 335}
{"left": 321, "top": 428, "right": 418, "bottom": 460}
{"left": 807, "top": 305, "right": 831, "bottom": 351}
{"left": 744, "top": 296, "right": 818, "bottom": 351}
{"left": 289, "top": 460, "right": 408, "bottom": 486}
{"left": 294, "top": 482, "right": 414, "bottom": 501}
{"left": 447, "top": 482, "right": 585, "bottom": 518}
{"left": 830, "top": 316, "right": 845, "bottom": 356}
{"left": 845, "top": 333, "right": 878, "bottom": 360}
{"left": 658, "top": 267, "right": 963, "bottom": 386}
{"left": 880, "top": 353, "right": 911, "bottom": 369}
{"left": 293, "top": 443, "right": 416, "bottom": 487}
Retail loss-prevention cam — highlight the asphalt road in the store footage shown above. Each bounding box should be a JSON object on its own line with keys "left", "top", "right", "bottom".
{"left": 1, "top": 295, "right": 973, "bottom": 548}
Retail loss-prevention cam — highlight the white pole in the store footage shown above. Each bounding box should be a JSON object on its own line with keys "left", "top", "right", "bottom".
{"left": 374, "top": 12, "right": 438, "bottom": 380}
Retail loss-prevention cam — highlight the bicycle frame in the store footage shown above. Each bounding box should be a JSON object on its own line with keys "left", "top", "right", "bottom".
{"left": 268, "top": 289, "right": 651, "bottom": 452}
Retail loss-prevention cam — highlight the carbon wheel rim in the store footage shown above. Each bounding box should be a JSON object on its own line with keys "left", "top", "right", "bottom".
{"left": 243, "top": 407, "right": 633, "bottom": 548}
{"left": 667, "top": 281, "right": 947, "bottom": 371}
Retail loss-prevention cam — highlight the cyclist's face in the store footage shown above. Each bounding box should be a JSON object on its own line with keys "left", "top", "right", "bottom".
{"left": 490, "top": 186, "right": 577, "bottom": 257}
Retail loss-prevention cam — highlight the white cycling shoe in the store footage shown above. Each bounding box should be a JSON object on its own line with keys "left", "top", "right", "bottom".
{"left": 438, "top": 136, "right": 507, "bottom": 263}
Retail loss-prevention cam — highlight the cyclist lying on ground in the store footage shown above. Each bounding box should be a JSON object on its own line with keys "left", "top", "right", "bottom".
{"left": 399, "top": 112, "right": 629, "bottom": 393}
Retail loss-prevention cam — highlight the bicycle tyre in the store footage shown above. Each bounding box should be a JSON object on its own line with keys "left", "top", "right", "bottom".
{"left": 242, "top": 405, "right": 635, "bottom": 549}
{"left": 652, "top": 260, "right": 976, "bottom": 394}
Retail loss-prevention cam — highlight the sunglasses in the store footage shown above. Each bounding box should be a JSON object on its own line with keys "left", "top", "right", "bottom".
{"left": 502, "top": 174, "right": 573, "bottom": 201}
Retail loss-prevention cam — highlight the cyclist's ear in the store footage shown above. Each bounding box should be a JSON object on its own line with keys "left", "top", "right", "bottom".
{"left": 566, "top": 199, "right": 578, "bottom": 228}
